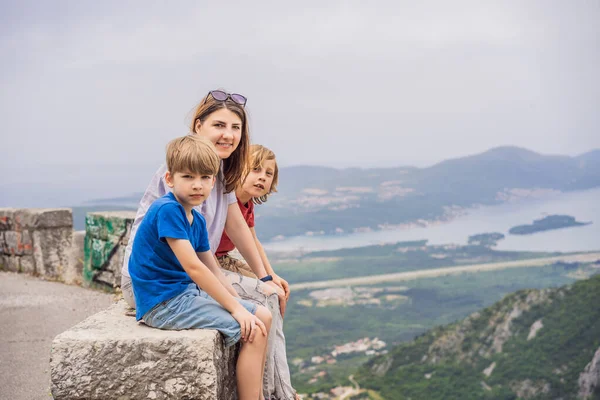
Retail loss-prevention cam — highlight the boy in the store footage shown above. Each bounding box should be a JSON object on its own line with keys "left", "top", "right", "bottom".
{"left": 129, "top": 135, "right": 271, "bottom": 400}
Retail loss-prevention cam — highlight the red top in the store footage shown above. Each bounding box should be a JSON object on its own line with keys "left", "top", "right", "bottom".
{"left": 215, "top": 198, "right": 255, "bottom": 257}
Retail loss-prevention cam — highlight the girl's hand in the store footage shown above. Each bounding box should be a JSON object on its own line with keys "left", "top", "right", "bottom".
{"left": 265, "top": 281, "right": 287, "bottom": 318}
{"left": 231, "top": 306, "right": 267, "bottom": 342}
{"left": 272, "top": 274, "right": 290, "bottom": 301}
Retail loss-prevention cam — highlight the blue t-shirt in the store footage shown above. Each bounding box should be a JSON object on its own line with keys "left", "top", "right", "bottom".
{"left": 129, "top": 192, "right": 211, "bottom": 320}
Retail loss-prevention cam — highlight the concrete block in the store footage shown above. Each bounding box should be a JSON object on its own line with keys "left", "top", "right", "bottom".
{"left": 1, "top": 254, "right": 20, "bottom": 272}
{"left": 85, "top": 211, "right": 136, "bottom": 242}
{"left": 3, "top": 230, "right": 33, "bottom": 255}
{"left": 50, "top": 301, "right": 238, "bottom": 400}
{"left": 0, "top": 208, "right": 15, "bottom": 231}
{"left": 0, "top": 208, "right": 72, "bottom": 230}
{"left": 83, "top": 212, "right": 135, "bottom": 289}
{"left": 20, "top": 255, "right": 36, "bottom": 274}
{"left": 28, "top": 208, "right": 73, "bottom": 229}
{"left": 90, "top": 244, "right": 125, "bottom": 288}
{"left": 32, "top": 228, "right": 73, "bottom": 279}
{"left": 64, "top": 230, "right": 85, "bottom": 285}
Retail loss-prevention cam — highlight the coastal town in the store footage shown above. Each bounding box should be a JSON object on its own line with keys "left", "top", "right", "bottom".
{"left": 293, "top": 337, "right": 388, "bottom": 399}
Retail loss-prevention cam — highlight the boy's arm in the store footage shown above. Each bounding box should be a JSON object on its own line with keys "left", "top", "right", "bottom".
{"left": 168, "top": 237, "right": 267, "bottom": 341}
{"left": 225, "top": 203, "right": 288, "bottom": 315}
{"left": 250, "top": 226, "right": 290, "bottom": 300}
{"left": 168, "top": 238, "right": 242, "bottom": 312}
{"left": 195, "top": 250, "right": 239, "bottom": 298}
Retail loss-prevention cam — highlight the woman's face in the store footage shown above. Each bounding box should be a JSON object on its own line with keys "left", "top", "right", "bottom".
{"left": 194, "top": 108, "right": 242, "bottom": 159}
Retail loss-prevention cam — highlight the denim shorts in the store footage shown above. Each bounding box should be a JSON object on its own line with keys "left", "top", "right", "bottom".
{"left": 142, "top": 283, "right": 257, "bottom": 347}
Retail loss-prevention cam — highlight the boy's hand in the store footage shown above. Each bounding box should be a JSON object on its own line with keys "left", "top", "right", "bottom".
{"left": 265, "top": 281, "right": 287, "bottom": 318}
{"left": 272, "top": 274, "right": 290, "bottom": 301}
{"left": 231, "top": 306, "right": 267, "bottom": 343}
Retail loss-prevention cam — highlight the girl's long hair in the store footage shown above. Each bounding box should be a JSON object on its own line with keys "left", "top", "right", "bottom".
{"left": 189, "top": 93, "right": 250, "bottom": 193}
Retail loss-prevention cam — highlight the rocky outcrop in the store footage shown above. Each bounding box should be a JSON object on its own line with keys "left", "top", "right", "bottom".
{"left": 509, "top": 379, "right": 550, "bottom": 399}
{"left": 424, "top": 289, "right": 553, "bottom": 364}
{"left": 527, "top": 319, "right": 544, "bottom": 340}
{"left": 578, "top": 346, "right": 600, "bottom": 399}
{"left": 359, "top": 274, "right": 600, "bottom": 400}
{"left": 50, "top": 300, "right": 239, "bottom": 400}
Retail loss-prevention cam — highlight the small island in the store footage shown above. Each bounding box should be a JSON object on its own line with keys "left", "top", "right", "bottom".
{"left": 468, "top": 232, "right": 505, "bottom": 247}
{"left": 509, "top": 214, "right": 592, "bottom": 235}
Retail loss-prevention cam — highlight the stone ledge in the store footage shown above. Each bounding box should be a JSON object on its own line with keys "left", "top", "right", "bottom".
{"left": 50, "top": 300, "right": 239, "bottom": 400}
{"left": 0, "top": 208, "right": 72, "bottom": 230}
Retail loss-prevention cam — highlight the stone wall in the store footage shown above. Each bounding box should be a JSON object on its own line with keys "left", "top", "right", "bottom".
{"left": 0, "top": 208, "right": 75, "bottom": 282}
{"left": 0, "top": 208, "right": 242, "bottom": 398}
{"left": 83, "top": 211, "right": 136, "bottom": 290}
{"left": 0, "top": 208, "right": 136, "bottom": 290}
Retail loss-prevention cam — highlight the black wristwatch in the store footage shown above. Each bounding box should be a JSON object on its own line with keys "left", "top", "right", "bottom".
{"left": 260, "top": 274, "right": 273, "bottom": 282}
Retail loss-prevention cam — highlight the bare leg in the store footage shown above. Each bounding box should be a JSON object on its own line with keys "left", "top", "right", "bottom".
{"left": 237, "top": 305, "right": 271, "bottom": 400}
{"left": 255, "top": 306, "right": 272, "bottom": 399}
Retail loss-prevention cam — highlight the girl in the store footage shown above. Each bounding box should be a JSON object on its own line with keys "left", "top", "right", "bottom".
{"left": 120, "top": 90, "right": 297, "bottom": 400}
{"left": 216, "top": 144, "right": 296, "bottom": 400}
{"left": 216, "top": 144, "right": 287, "bottom": 287}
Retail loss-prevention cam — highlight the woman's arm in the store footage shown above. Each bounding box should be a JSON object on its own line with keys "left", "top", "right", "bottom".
{"left": 250, "top": 226, "right": 290, "bottom": 300}
{"left": 196, "top": 251, "right": 239, "bottom": 297}
{"left": 224, "top": 203, "right": 269, "bottom": 278}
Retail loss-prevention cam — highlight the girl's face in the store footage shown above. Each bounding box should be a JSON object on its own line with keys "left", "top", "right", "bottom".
{"left": 194, "top": 108, "right": 242, "bottom": 160}
{"left": 241, "top": 159, "right": 277, "bottom": 199}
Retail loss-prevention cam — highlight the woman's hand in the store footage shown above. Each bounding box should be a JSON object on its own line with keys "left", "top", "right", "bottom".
{"left": 231, "top": 305, "right": 267, "bottom": 343}
{"left": 272, "top": 274, "right": 290, "bottom": 301}
{"left": 264, "top": 281, "right": 287, "bottom": 318}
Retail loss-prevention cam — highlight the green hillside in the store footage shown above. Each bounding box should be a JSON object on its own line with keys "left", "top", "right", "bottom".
{"left": 355, "top": 274, "right": 600, "bottom": 400}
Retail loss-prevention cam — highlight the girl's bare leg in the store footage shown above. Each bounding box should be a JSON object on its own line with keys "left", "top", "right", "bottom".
{"left": 255, "top": 306, "right": 272, "bottom": 398}
{"left": 237, "top": 305, "right": 271, "bottom": 400}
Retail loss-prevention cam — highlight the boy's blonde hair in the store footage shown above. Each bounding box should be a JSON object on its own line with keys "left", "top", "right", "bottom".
{"left": 166, "top": 135, "right": 220, "bottom": 176}
{"left": 247, "top": 144, "right": 279, "bottom": 205}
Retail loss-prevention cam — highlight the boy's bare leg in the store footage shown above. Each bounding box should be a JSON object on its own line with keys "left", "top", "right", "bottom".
{"left": 256, "top": 306, "right": 271, "bottom": 399}
{"left": 237, "top": 305, "right": 271, "bottom": 400}
{"left": 256, "top": 307, "right": 271, "bottom": 399}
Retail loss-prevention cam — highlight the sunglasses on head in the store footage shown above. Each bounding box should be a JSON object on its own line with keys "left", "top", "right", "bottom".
{"left": 207, "top": 90, "right": 247, "bottom": 106}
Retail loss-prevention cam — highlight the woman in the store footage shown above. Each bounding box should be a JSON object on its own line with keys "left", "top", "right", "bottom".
{"left": 120, "top": 90, "right": 297, "bottom": 399}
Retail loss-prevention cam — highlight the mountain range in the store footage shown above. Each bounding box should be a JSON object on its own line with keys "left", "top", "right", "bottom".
{"left": 257, "top": 146, "right": 600, "bottom": 240}
{"left": 76, "top": 146, "right": 600, "bottom": 236}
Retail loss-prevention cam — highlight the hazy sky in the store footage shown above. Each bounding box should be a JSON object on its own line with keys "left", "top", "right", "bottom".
{"left": 1, "top": 1, "right": 599, "bottom": 205}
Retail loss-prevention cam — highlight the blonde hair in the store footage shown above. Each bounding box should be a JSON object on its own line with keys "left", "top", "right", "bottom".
{"left": 166, "top": 135, "right": 220, "bottom": 176}
{"left": 247, "top": 144, "right": 279, "bottom": 205}
{"left": 189, "top": 91, "right": 250, "bottom": 193}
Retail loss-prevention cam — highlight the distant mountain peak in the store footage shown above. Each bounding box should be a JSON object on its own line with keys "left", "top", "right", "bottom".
{"left": 577, "top": 148, "right": 600, "bottom": 162}
{"left": 482, "top": 145, "right": 540, "bottom": 156}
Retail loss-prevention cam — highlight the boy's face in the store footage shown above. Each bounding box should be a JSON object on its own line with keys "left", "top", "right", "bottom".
{"left": 241, "top": 159, "right": 276, "bottom": 199}
{"left": 165, "top": 170, "right": 215, "bottom": 210}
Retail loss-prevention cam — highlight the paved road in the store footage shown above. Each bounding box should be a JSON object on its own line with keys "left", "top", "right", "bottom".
{"left": 0, "top": 272, "right": 115, "bottom": 400}
{"left": 289, "top": 252, "right": 600, "bottom": 291}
